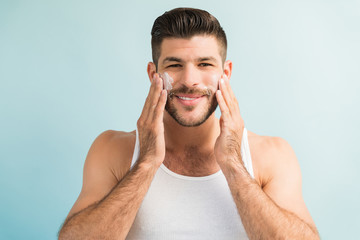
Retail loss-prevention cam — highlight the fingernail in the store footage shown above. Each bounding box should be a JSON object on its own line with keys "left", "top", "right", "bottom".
{"left": 221, "top": 78, "right": 224, "bottom": 84}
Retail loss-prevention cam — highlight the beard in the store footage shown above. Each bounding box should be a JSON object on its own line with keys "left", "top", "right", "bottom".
{"left": 165, "top": 86, "right": 218, "bottom": 127}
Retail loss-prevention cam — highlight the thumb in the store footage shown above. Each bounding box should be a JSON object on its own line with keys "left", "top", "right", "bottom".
{"left": 219, "top": 116, "right": 224, "bottom": 130}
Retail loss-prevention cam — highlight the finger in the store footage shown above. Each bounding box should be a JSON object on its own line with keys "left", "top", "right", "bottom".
{"left": 140, "top": 76, "right": 156, "bottom": 117}
{"left": 216, "top": 90, "right": 231, "bottom": 121}
{"left": 226, "top": 75, "right": 242, "bottom": 116}
{"left": 141, "top": 74, "right": 163, "bottom": 121}
{"left": 219, "top": 77, "right": 233, "bottom": 110}
{"left": 221, "top": 74, "right": 240, "bottom": 115}
{"left": 223, "top": 74, "right": 234, "bottom": 96}
{"left": 145, "top": 75, "right": 164, "bottom": 121}
{"left": 153, "top": 89, "right": 167, "bottom": 122}
{"left": 219, "top": 115, "right": 224, "bottom": 131}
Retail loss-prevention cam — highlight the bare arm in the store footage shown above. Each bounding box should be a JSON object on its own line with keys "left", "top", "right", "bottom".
{"left": 220, "top": 138, "right": 319, "bottom": 239}
{"left": 59, "top": 157, "right": 158, "bottom": 240}
{"left": 58, "top": 74, "right": 167, "bottom": 239}
{"left": 215, "top": 74, "right": 319, "bottom": 239}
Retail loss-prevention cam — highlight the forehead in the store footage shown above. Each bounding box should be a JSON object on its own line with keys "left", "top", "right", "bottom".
{"left": 159, "top": 35, "right": 222, "bottom": 63}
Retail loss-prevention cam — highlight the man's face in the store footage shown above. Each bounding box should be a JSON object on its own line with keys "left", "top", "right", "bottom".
{"left": 157, "top": 35, "right": 224, "bottom": 127}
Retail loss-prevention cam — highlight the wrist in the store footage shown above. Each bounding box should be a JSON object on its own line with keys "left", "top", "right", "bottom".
{"left": 218, "top": 156, "right": 248, "bottom": 177}
{"left": 217, "top": 154, "right": 243, "bottom": 168}
{"left": 137, "top": 156, "right": 162, "bottom": 172}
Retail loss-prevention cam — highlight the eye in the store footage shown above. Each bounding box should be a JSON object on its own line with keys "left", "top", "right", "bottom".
{"left": 199, "top": 63, "right": 212, "bottom": 67}
{"left": 167, "top": 64, "right": 182, "bottom": 68}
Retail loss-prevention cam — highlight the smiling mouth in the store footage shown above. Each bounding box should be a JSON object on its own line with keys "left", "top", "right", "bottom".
{"left": 176, "top": 96, "right": 202, "bottom": 100}
{"left": 173, "top": 95, "right": 206, "bottom": 106}
{"left": 169, "top": 87, "right": 212, "bottom": 100}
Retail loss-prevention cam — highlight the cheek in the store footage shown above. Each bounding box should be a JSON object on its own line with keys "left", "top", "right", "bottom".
{"left": 199, "top": 74, "right": 221, "bottom": 96}
{"left": 161, "top": 72, "right": 174, "bottom": 91}
{"left": 205, "top": 73, "right": 222, "bottom": 92}
{"left": 212, "top": 74, "right": 221, "bottom": 89}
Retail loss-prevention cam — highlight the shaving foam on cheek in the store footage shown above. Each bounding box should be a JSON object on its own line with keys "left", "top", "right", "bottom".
{"left": 212, "top": 74, "right": 222, "bottom": 90}
{"left": 204, "top": 74, "right": 222, "bottom": 94}
{"left": 159, "top": 72, "right": 174, "bottom": 91}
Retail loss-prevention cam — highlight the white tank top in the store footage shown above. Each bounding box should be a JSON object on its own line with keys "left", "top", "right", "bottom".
{"left": 126, "top": 127, "right": 254, "bottom": 240}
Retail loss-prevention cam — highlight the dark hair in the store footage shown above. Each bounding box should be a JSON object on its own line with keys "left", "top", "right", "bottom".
{"left": 151, "top": 8, "right": 227, "bottom": 69}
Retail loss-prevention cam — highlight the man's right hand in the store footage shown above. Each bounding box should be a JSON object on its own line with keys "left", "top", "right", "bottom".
{"left": 59, "top": 75, "right": 168, "bottom": 239}
{"left": 136, "top": 73, "right": 168, "bottom": 168}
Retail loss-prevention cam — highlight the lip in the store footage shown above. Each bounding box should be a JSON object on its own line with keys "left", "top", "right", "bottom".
{"left": 176, "top": 94, "right": 204, "bottom": 98}
{"left": 175, "top": 95, "right": 205, "bottom": 106}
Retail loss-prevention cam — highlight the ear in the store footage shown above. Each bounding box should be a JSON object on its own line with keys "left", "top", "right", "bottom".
{"left": 147, "top": 62, "right": 157, "bottom": 82}
{"left": 223, "top": 60, "right": 233, "bottom": 80}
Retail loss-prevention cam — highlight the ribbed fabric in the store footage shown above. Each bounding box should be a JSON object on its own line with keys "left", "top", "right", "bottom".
{"left": 126, "top": 128, "right": 254, "bottom": 239}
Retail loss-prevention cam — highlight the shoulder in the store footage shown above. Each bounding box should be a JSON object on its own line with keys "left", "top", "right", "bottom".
{"left": 64, "top": 130, "right": 136, "bottom": 221}
{"left": 88, "top": 129, "right": 136, "bottom": 181}
{"left": 247, "top": 130, "right": 299, "bottom": 188}
{"left": 247, "top": 130, "right": 317, "bottom": 229}
{"left": 96, "top": 129, "right": 136, "bottom": 150}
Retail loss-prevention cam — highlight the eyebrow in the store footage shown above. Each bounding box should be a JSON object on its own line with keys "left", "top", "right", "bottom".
{"left": 162, "top": 57, "right": 182, "bottom": 64}
{"left": 162, "top": 56, "right": 218, "bottom": 64}
{"left": 196, "top": 56, "right": 218, "bottom": 62}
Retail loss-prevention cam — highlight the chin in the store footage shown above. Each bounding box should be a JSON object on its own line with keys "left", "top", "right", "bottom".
{"left": 165, "top": 104, "right": 218, "bottom": 128}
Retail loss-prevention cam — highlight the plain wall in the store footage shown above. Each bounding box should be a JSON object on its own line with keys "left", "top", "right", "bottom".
{"left": 1, "top": 0, "right": 359, "bottom": 239}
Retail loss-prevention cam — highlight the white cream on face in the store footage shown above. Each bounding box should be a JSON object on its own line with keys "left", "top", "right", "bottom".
{"left": 159, "top": 72, "right": 174, "bottom": 91}
{"left": 158, "top": 72, "right": 222, "bottom": 97}
{"left": 211, "top": 74, "right": 222, "bottom": 90}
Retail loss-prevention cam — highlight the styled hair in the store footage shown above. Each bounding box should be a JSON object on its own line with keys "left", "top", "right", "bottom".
{"left": 151, "top": 8, "right": 227, "bottom": 69}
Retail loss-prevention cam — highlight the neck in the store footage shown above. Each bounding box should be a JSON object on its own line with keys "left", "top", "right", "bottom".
{"left": 162, "top": 111, "right": 221, "bottom": 176}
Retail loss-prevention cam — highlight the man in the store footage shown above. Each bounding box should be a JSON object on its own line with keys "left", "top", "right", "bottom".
{"left": 58, "top": 8, "right": 319, "bottom": 239}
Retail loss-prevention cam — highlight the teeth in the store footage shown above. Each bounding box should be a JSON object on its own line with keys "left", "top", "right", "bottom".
{"left": 178, "top": 96, "right": 197, "bottom": 100}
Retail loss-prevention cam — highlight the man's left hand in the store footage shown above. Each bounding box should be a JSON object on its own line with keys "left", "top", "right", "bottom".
{"left": 214, "top": 74, "right": 245, "bottom": 167}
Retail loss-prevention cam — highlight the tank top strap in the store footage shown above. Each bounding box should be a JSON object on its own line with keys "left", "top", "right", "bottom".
{"left": 130, "top": 126, "right": 140, "bottom": 170}
{"left": 241, "top": 128, "right": 254, "bottom": 178}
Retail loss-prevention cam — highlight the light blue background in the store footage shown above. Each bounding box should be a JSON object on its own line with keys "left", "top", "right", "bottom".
{"left": 1, "top": 0, "right": 359, "bottom": 239}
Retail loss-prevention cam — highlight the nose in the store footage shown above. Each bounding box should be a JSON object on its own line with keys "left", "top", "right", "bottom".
{"left": 178, "top": 64, "right": 200, "bottom": 88}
